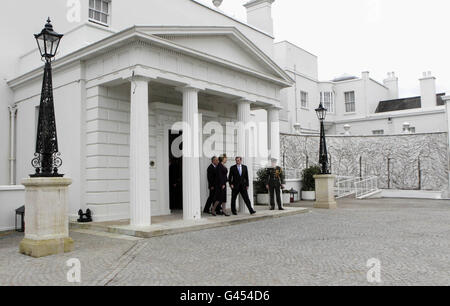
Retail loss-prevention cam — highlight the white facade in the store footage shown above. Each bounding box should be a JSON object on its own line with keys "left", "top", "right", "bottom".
{"left": 2, "top": 0, "right": 294, "bottom": 223}
{"left": 1, "top": 0, "right": 448, "bottom": 225}
{"left": 271, "top": 40, "right": 447, "bottom": 137}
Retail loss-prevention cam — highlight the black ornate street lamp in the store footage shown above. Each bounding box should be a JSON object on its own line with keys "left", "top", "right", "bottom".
{"left": 31, "top": 18, "right": 64, "bottom": 178}
{"left": 315, "top": 103, "right": 330, "bottom": 175}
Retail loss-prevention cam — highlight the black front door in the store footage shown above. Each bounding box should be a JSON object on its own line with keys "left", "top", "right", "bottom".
{"left": 169, "top": 130, "right": 183, "bottom": 210}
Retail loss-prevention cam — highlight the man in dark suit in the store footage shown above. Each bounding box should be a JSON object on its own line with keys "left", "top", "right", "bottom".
{"left": 203, "top": 156, "right": 221, "bottom": 214}
{"left": 229, "top": 157, "right": 256, "bottom": 216}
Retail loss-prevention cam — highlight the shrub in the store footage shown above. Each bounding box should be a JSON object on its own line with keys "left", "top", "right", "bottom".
{"left": 301, "top": 165, "right": 321, "bottom": 191}
{"left": 255, "top": 168, "right": 269, "bottom": 194}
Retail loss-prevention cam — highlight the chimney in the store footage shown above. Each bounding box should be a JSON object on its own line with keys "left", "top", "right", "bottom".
{"left": 383, "top": 72, "right": 399, "bottom": 100}
{"left": 212, "top": 0, "right": 223, "bottom": 7}
{"left": 362, "top": 71, "right": 370, "bottom": 80}
{"left": 419, "top": 71, "right": 437, "bottom": 108}
{"left": 244, "top": 0, "right": 275, "bottom": 36}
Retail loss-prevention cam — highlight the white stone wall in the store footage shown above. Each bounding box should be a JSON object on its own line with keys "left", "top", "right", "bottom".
{"left": 0, "top": 101, "right": 11, "bottom": 186}
{"left": 85, "top": 85, "right": 132, "bottom": 222}
{"left": 0, "top": 186, "right": 25, "bottom": 231}
{"left": 333, "top": 110, "right": 446, "bottom": 135}
{"left": 281, "top": 133, "right": 449, "bottom": 191}
{"left": 274, "top": 41, "right": 318, "bottom": 80}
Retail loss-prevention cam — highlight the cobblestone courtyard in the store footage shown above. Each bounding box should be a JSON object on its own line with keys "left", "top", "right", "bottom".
{"left": 0, "top": 198, "right": 449, "bottom": 286}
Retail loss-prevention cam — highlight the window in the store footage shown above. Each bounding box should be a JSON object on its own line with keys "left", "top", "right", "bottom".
{"left": 320, "top": 91, "right": 334, "bottom": 113}
{"left": 372, "top": 130, "right": 384, "bottom": 135}
{"left": 344, "top": 91, "right": 355, "bottom": 113}
{"left": 409, "top": 127, "right": 416, "bottom": 134}
{"left": 89, "top": 0, "right": 110, "bottom": 25}
{"left": 300, "top": 91, "right": 308, "bottom": 108}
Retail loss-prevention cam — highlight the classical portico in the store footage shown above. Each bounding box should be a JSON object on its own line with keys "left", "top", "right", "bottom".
{"left": 83, "top": 26, "right": 292, "bottom": 224}
{"left": 124, "top": 76, "right": 270, "bottom": 225}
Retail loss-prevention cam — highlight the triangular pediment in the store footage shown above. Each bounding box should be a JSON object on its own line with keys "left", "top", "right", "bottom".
{"left": 156, "top": 34, "right": 274, "bottom": 75}
{"left": 136, "top": 26, "right": 293, "bottom": 85}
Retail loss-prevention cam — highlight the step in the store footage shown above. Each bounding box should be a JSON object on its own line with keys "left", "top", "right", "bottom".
{"left": 357, "top": 189, "right": 382, "bottom": 200}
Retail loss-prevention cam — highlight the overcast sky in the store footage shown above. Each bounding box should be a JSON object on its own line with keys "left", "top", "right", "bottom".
{"left": 201, "top": 0, "right": 449, "bottom": 97}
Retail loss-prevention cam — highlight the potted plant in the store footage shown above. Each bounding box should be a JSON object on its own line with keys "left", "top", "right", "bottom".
{"left": 255, "top": 168, "right": 270, "bottom": 205}
{"left": 301, "top": 165, "right": 321, "bottom": 201}
{"left": 282, "top": 189, "right": 291, "bottom": 205}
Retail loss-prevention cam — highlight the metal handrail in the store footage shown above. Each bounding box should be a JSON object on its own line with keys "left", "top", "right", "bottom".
{"left": 354, "top": 176, "right": 379, "bottom": 198}
{"left": 335, "top": 176, "right": 379, "bottom": 199}
{"left": 335, "top": 176, "right": 358, "bottom": 199}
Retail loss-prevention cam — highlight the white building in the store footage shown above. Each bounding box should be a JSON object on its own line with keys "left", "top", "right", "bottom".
{"left": 271, "top": 40, "right": 447, "bottom": 136}
{"left": 1, "top": 0, "right": 295, "bottom": 224}
{"left": 0, "top": 0, "right": 448, "bottom": 227}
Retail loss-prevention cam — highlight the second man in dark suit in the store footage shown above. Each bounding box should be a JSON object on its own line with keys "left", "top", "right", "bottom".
{"left": 229, "top": 157, "right": 256, "bottom": 216}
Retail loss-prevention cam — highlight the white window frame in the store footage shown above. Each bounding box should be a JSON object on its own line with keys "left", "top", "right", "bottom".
{"left": 89, "top": 0, "right": 111, "bottom": 26}
{"left": 320, "top": 91, "right": 334, "bottom": 113}
{"left": 300, "top": 91, "right": 308, "bottom": 109}
{"left": 344, "top": 91, "right": 356, "bottom": 113}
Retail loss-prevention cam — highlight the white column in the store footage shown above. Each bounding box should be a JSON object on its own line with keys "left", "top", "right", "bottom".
{"left": 267, "top": 107, "right": 280, "bottom": 162}
{"left": 237, "top": 100, "right": 250, "bottom": 157}
{"left": 8, "top": 105, "right": 17, "bottom": 185}
{"left": 130, "top": 77, "right": 152, "bottom": 227}
{"left": 443, "top": 95, "right": 450, "bottom": 196}
{"left": 181, "top": 86, "right": 202, "bottom": 221}
{"left": 237, "top": 100, "right": 254, "bottom": 213}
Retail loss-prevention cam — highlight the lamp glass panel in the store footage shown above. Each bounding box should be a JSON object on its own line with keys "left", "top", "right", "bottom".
{"left": 36, "top": 36, "right": 45, "bottom": 57}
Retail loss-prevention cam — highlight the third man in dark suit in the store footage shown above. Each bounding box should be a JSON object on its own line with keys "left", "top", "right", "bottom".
{"left": 203, "top": 156, "right": 221, "bottom": 214}
{"left": 229, "top": 157, "right": 256, "bottom": 216}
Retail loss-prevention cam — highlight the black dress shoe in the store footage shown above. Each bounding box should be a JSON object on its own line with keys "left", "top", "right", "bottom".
{"left": 269, "top": 207, "right": 275, "bottom": 211}
{"left": 250, "top": 211, "right": 256, "bottom": 215}
{"left": 279, "top": 207, "right": 285, "bottom": 211}
{"left": 232, "top": 212, "right": 238, "bottom": 216}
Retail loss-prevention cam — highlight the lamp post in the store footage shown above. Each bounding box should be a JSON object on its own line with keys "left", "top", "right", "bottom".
{"left": 20, "top": 18, "right": 73, "bottom": 258}
{"left": 315, "top": 103, "right": 330, "bottom": 175}
{"left": 31, "top": 18, "right": 64, "bottom": 178}
{"left": 312, "top": 102, "right": 337, "bottom": 209}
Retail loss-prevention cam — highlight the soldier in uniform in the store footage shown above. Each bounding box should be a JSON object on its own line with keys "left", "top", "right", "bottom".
{"left": 266, "top": 158, "right": 286, "bottom": 210}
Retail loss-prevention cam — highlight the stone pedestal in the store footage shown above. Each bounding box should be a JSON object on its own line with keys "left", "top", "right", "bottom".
{"left": 313, "top": 174, "right": 337, "bottom": 209}
{"left": 19, "top": 178, "right": 73, "bottom": 258}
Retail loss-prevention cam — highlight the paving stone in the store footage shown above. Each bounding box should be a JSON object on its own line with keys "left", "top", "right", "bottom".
{"left": 0, "top": 198, "right": 449, "bottom": 286}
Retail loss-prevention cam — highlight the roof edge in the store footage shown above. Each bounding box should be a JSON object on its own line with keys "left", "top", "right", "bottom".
{"left": 8, "top": 26, "right": 293, "bottom": 89}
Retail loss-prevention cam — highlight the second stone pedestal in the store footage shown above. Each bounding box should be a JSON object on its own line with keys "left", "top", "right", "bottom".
{"left": 313, "top": 174, "right": 337, "bottom": 209}
{"left": 19, "top": 177, "right": 73, "bottom": 258}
